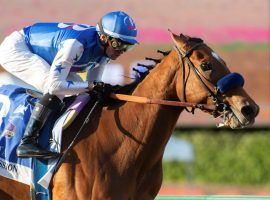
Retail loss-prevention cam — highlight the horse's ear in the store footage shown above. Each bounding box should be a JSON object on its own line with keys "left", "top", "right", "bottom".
{"left": 179, "top": 33, "right": 188, "bottom": 40}
{"left": 168, "top": 29, "right": 185, "bottom": 47}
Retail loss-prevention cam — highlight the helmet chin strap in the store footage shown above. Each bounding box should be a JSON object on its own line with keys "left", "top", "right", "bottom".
{"left": 97, "top": 21, "right": 110, "bottom": 56}
{"left": 98, "top": 20, "right": 108, "bottom": 42}
{"left": 99, "top": 34, "right": 108, "bottom": 55}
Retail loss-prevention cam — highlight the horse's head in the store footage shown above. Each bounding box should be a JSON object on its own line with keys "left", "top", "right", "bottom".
{"left": 169, "top": 31, "right": 259, "bottom": 129}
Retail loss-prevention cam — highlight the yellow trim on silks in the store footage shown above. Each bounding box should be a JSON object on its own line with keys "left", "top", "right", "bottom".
{"left": 62, "top": 110, "right": 77, "bottom": 130}
{"left": 78, "top": 72, "right": 87, "bottom": 81}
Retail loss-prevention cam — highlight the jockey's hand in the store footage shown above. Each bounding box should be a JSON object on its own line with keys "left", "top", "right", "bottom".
{"left": 88, "top": 81, "right": 113, "bottom": 97}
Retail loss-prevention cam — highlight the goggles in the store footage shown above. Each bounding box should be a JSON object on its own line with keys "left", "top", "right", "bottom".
{"left": 108, "top": 38, "right": 133, "bottom": 51}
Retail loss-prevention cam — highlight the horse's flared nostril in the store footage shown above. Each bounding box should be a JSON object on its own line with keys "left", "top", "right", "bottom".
{"left": 241, "top": 105, "right": 255, "bottom": 120}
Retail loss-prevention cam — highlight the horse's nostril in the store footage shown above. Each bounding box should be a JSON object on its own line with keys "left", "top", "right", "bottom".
{"left": 241, "top": 106, "right": 255, "bottom": 120}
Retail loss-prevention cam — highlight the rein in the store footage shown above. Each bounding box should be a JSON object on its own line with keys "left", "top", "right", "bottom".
{"left": 110, "top": 93, "right": 216, "bottom": 111}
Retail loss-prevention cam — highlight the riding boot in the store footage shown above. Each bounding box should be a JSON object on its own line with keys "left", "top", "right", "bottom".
{"left": 16, "top": 93, "right": 62, "bottom": 159}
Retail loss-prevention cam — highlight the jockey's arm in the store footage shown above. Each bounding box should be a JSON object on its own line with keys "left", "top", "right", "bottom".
{"left": 46, "top": 39, "right": 89, "bottom": 96}
{"left": 85, "top": 57, "right": 109, "bottom": 82}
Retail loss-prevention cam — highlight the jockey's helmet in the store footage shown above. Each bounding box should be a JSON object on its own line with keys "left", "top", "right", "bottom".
{"left": 96, "top": 11, "right": 138, "bottom": 45}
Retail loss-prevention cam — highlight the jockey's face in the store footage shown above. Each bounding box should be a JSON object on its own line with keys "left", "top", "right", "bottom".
{"left": 105, "top": 37, "right": 133, "bottom": 60}
{"left": 105, "top": 44, "right": 125, "bottom": 60}
{"left": 99, "top": 35, "right": 134, "bottom": 60}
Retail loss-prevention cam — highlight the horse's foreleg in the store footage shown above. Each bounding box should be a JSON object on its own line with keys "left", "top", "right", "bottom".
{"left": 0, "top": 176, "right": 29, "bottom": 200}
{"left": 0, "top": 190, "right": 14, "bottom": 200}
{"left": 135, "top": 159, "right": 163, "bottom": 200}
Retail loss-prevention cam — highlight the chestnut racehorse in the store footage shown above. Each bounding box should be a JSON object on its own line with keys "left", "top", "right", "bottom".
{"left": 0, "top": 32, "right": 259, "bottom": 200}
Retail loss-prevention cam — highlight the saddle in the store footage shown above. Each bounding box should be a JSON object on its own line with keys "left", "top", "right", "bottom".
{"left": 26, "top": 89, "right": 91, "bottom": 130}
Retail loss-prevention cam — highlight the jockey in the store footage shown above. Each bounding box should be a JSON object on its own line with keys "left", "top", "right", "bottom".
{"left": 0, "top": 11, "right": 138, "bottom": 159}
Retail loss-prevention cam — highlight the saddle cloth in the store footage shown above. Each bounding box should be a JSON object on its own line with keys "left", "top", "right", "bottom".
{"left": 0, "top": 84, "right": 90, "bottom": 188}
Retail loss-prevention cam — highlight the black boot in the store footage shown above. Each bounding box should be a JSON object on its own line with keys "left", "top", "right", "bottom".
{"left": 16, "top": 94, "right": 62, "bottom": 159}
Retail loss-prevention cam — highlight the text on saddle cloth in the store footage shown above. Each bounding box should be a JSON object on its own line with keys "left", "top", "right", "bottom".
{"left": 0, "top": 84, "right": 91, "bottom": 188}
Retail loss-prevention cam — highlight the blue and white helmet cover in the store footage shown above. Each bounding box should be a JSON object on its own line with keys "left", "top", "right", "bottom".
{"left": 97, "top": 11, "right": 138, "bottom": 44}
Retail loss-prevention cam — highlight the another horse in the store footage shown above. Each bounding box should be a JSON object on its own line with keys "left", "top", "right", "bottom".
{"left": 0, "top": 32, "right": 259, "bottom": 200}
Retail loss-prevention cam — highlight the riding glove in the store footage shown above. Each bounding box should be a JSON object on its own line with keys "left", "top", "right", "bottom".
{"left": 88, "top": 81, "right": 113, "bottom": 96}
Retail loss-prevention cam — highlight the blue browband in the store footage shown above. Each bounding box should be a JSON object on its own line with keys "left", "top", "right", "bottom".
{"left": 217, "top": 72, "right": 245, "bottom": 93}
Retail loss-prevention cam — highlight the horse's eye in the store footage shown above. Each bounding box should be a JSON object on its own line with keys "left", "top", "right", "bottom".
{"left": 200, "top": 62, "right": 212, "bottom": 71}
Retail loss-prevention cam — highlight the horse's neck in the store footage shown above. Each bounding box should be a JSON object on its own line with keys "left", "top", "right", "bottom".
{"left": 134, "top": 53, "right": 178, "bottom": 100}
{"left": 121, "top": 51, "right": 183, "bottom": 165}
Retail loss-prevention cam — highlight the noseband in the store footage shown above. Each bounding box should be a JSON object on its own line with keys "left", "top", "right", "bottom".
{"left": 174, "top": 43, "right": 244, "bottom": 118}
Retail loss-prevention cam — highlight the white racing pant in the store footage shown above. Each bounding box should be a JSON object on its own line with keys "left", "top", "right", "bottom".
{"left": 0, "top": 31, "right": 82, "bottom": 100}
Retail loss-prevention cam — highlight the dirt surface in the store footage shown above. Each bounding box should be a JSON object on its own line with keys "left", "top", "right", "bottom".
{"left": 159, "top": 183, "right": 270, "bottom": 195}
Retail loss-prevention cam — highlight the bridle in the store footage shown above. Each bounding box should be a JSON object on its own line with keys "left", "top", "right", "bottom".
{"left": 110, "top": 42, "right": 230, "bottom": 116}
{"left": 174, "top": 42, "right": 230, "bottom": 117}
{"left": 110, "top": 41, "right": 244, "bottom": 124}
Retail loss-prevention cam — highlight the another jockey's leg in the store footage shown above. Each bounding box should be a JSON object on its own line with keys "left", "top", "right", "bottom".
{"left": 16, "top": 93, "right": 62, "bottom": 159}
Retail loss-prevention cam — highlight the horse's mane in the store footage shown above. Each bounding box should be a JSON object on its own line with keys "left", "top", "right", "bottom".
{"left": 112, "top": 49, "right": 171, "bottom": 95}
{"left": 104, "top": 49, "right": 171, "bottom": 107}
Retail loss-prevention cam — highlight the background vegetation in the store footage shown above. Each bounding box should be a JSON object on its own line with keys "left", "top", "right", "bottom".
{"left": 163, "top": 128, "right": 270, "bottom": 186}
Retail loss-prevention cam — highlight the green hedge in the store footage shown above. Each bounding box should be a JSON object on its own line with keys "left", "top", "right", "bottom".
{"left": 163, "top": 128, "right": 270, "bottom": 185}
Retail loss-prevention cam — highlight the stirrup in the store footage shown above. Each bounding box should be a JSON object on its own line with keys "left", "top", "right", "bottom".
{"left": 17, "top": 151, "right": 59, "bottom": 159}
{"left": 16, "top": 143, "right": 59, "bottom": 159}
